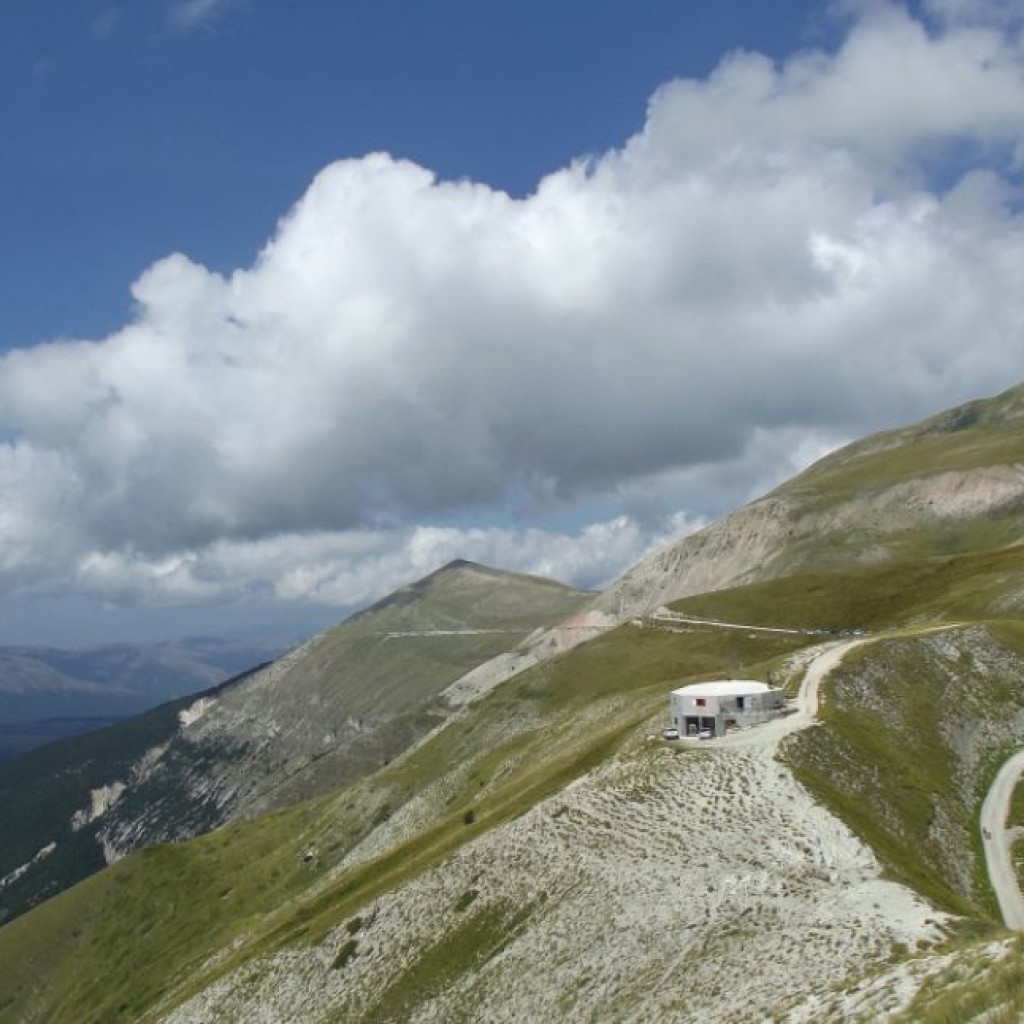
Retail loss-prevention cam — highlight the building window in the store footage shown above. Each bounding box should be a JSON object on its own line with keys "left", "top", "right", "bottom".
{"left": 695, "top": 698, "right": 706, "bottom": 707}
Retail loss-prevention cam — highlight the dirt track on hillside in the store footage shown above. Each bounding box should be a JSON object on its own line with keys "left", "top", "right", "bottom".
{"left": 981, "top": 750, "right": 1024, "bottom": 930}
{"left": 170, "top": 638, "right": 951, "bottom": 1024}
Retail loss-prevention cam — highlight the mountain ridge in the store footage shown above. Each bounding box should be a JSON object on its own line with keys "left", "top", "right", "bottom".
{"left": 5, "top": 381, "right": 1024, "bottom": 1021}
{"left": 592, "top": 381, "right": 1024, "bottom": 621}
{"left": 0, "top": 634, "right": 294, "bottom": 744}
{"left": 0, "top": 560, "right": 588, "bottom": 927}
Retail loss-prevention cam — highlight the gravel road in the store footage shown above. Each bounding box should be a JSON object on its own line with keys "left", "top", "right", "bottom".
{"left": 980, "top": 749, "right": 1024, "bottom": 930}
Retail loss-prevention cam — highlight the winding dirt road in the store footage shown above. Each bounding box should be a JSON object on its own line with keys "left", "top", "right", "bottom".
{"left": 763, "top": 624, "right": 1024, "bottom": 935}
{"left": 681, "top": 636, "right": 868, "bottom": 753}
{"left": 980, "top": 750, "right": 1024, "bottom": 931}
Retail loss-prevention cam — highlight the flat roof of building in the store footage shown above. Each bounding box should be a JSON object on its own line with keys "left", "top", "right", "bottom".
{"left": 671, "top": 679, "right": 770, "bottom": 697}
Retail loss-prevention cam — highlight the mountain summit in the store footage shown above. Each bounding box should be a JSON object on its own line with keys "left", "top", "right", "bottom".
{"left": 0, "top": 561, "right": 587, "bottom": 926}
{"left": 5, "top": 383, "right": 1024, "bottom": 1022}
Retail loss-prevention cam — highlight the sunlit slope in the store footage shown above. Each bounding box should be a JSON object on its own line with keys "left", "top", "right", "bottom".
{"left": 0, "top": 561, "right": 586, "bottom": 929}
{"left": 7, "top": 537, "right": 1024, "bottom": 1022}
{"left": 0, "top": 613, "right": 809, "bottom": 1024}
{"left": 6, "top": 386, "right": 1024, "bottom": 1022}
{"left": 597, "top": 381, "right": 1024, "bottom": 618}
{"left": 103, "top": 560, "right": 589, "bottom": 834}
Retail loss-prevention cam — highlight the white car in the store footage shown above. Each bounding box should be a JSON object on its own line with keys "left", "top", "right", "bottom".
{"left": 697, "top": 729, "right": 713, "bottom": 740}
{"left": 662, "top": 727, "right": 680, "bottom": 740}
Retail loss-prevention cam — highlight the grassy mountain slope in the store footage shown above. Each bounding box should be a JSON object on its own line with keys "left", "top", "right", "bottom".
{"left": 5, "top": 385, "right": 1024, "bottom": 1021}
{"left": 0, "top": 561, "right": 586, "bottom": 930}
{"left": 9, "top": 551, "right": 1019, "bottom": 1023}
{"left": 595, "top": 382, "right": 1024, "bottom": 619}
{"left": 0, "top": 617, "right": 809, "bottom": 1024}
{"left": 92, "top": 560, "right": 588, "bottom": 847}
{"left": 0, "top": 664, "right": 269, "bottom": 928}
{"left": 0, "top": 545, "right": 1019, "bottom": 1019}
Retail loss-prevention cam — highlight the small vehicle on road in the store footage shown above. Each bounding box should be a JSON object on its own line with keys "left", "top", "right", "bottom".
{"left": 662, "top": 727, "right": 680, "bottom": 740}
{"left": 983, "top": 827, "right": 993, "bottom": 840}
{"left": 697, "top": 729, "right": 713, "bottom": 740}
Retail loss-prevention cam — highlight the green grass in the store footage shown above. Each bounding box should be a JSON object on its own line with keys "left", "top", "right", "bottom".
{"left": 0, "top": 799, "right": 325, "bottom": 1024}
{"left": 673, "top": 544, "right": 1024, "bottom": 632}
{"left": 1007, "top": 769, "right": 1024, "bottom": 900}
{"left": 332, "top": 897, "right": 536, "bottom": 1022}
{"left": 0, "top": 618, "right": 812, "bottom": 1024}
{"left": 891, "top": 936, "right": 1024, "bottom": 1023}
{"left": 783, "top": 624, "right": 1024, "bottom": 917}
{"left": 0, "top": 680, "right": 246, "bottom": 928}
{"left": 1008, "top": 779, "right": 1024, "bottom": 831}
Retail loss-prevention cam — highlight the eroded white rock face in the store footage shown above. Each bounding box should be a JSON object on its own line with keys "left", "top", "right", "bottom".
{"left": 70, "top": 782, "right": 127, "bottom": 831}
{"left": 593, "top": 463, "right": 1024, "bottom": 622}
{"left": 595, "top": 496, "right": 795, "bottom": 620}
{"left": 0, "top": 842, "right": 56, "bottom": 891}
{"left": 132, "top": 741, "right": 169, "bottom": 782}
{"left": 179, "top": 696, "right": 217, "bottom": 729}
{"left": 169, "top": 733, "right": 948, "bottom": 1024}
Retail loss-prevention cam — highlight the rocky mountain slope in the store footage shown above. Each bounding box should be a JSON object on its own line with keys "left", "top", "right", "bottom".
{"left": 0, "top": 561, "right": 586, "bottom": 927}
{"left": 595, "top": 382, "right": 1024, "bottom": 619}
{"left": 3, "top": 383, "right": 1024, "bottom": 1022}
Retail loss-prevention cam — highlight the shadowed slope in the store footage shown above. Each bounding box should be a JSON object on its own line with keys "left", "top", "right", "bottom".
{"left": 0, "top": 561, "right": 587, "bottom": 928}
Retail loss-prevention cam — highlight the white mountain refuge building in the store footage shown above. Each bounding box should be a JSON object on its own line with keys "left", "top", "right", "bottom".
{"left": 669, "top": 680, "right": 785, "bottom": 737}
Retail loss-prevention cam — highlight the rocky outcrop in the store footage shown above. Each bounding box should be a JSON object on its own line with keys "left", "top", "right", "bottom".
{"left": 595, "top": 496, "right": 795, "bottom": 619}
{"left": 591, "top": 463, "right": 1024, "bottom": 623}
{"left": 70, "top": 782, "right": 127, "bottom": 832}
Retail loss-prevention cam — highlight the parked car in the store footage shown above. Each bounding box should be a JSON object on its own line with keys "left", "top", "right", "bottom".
{"left": 662, "top": 727, "right": 680, "bottom": 740}
{"left": 697, "top": 729, "right": 713, "bottom": 740}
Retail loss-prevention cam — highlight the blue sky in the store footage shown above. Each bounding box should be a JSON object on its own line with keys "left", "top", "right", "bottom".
{"left": 2, "top": 0, "right": 1024, "bottom": 646}
{"left": 1, "top": 0, "right": 832, "bottom": 351}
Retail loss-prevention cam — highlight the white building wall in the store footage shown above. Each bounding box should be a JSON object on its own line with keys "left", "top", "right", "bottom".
{"left": 670, "top": 685, "right": 786, "bottom": 736}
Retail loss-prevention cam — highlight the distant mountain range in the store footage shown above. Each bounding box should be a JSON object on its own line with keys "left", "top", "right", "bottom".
{"left": 0, "top": 718, "right": 124, "bottom": 764}
{"left": 4, "top": 383, "right": 1024, "bottom": 1022}
{"left": 0, "top": 562, "right": 587, "bottom": 927}
{"left": 0, "top": 635, "right": 296, "bottom": 760}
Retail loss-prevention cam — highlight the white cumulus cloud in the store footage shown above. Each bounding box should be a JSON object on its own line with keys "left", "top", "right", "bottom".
{"left": 3, "top": 1, "right": 1024, "bottom": 616}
